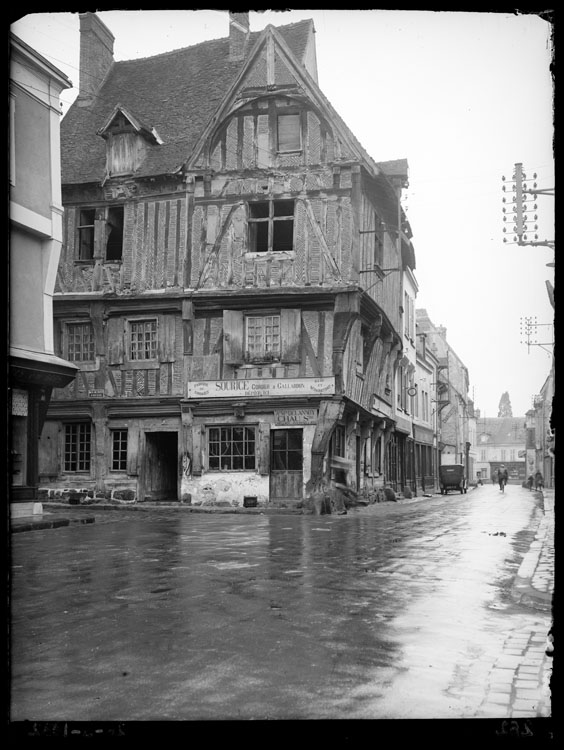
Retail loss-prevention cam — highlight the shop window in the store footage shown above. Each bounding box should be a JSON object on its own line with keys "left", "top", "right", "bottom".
{"left": 111, "top": 429, "right": 128, "bottom": 471}
{"left": 245, "top": 314, "right": 281, "bottom": 362}
{"left": 277, "top": 113, "right": 301, "bottom": 152}
{"left": 64, "top": 423, "right": 91, "bottom": 472}
{"left": 77, "top": 209, "right": 95, "bottom": 260}
{"left": 129, "top": 319, "right": 158, "bottom": 360}
{"left": 67, "top": 322, "right": 95, "bottom": 362}
{"left": 248, "top": 200, "right": 294, "bottom": 253}
{"left": 208, "top": 426, "right": 256, "bottom": 471}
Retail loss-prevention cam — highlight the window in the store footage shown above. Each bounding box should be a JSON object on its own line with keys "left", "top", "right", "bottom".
{"left": 510, "top": 449, "right": 515, "bottom": 461}
{"left": 76, "top": 206, "right": 124, "bottom": 261}
{"left": 501, "top": 449, "right": 506, "bottom": 461}
{"left": 331, "top": 425, "right": 346, "bottom": 458}
{"left": 64, "top": 423, "right": 91, "bottom": 472}
{"left": 208, "top": 426, "right": 256, "bottom": 471}
{"left": 245, "top": 314, "right": 281, "bottom": 361}
{"left": 77, "top": 209, "right": 95, "bottom": 261}
{"left": 67, "top": 323, "right": 95, "bottom": 362}
{"left": 130, "top": 319, "right": 158, "bottom": 360}
{"left": 106, "top": 206, "right": 124, "bottom": 261}
{"left": 277, "top": 113, "right": 301, "bottom": 152}
{"left": 480, "top": 450, "right": 486, "bottom": 461}
{"left": 249, "top": 200, "right": 294, "bottom": 253}
{"left": 111, "top": 430, "right": 128, "bottom": 471}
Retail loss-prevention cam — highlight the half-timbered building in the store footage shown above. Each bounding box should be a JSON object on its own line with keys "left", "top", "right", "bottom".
{"left": 40, "top": 12, "right": 418, "bottom": 511}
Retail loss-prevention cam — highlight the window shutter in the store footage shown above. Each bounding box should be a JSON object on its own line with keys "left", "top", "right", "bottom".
{"left": 192, "top": 425, "right": 204, "bottom": 476}
{"left": 258, "top": 422, "right": 270, "bottom": 475}
{"left": 280, "top": 308, "right": 301, "bottom": 363}
{"left": 107, "top": 317, "right": 124, "bottom": 365}
{"left": 159, "top": 315, "right": 176, "bottom": 362}
{"left": 278, "top": 114, "right": 301, "bottom": 151}
{"left": 127, "top": 427, "right": 139, "bottom": 476}
{"left": 223, "top": 310, "right": 244, "bottom": 364}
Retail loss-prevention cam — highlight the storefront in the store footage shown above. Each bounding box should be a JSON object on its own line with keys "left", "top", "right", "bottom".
{"left": 181, "top": 376, "right": 335, "bottom": 507}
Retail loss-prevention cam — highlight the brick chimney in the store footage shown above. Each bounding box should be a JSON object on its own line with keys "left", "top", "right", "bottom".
{"left": 229, "top": 12, "right": 250, "bottom": 61}
{"left": 78, "top": 13, "right": 115, "bottom": 103}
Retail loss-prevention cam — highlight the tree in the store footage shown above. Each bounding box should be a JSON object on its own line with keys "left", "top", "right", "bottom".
{"left": 498, "top": 391, "right": 513, "bottom": 418}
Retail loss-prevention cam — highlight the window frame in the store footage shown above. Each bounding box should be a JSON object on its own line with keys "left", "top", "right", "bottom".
{"left": 207, "top": 425, "right": 257, "bottom": 472}
{"left": 128, "top": 317, "right": 158, "bottom": 362}
{"left": 244, "top": 313, "right": 281, "bottom": 363}
{"left": 76, "top": 208, "right": 96, "bottom": 262}
{"left": 111, "top": 429, "right": 128, "bottom": 472}
{"left": 66, "top": 321, "right": 96, "bottom": 363}
{"left": 75, "top": 205, "right": 124, "bottom": 264}
{"left": 64, "top": 422, "right": 92, "bottom": 473}
{"left": 247, "top": 199, "right": 295, "bottom": 255}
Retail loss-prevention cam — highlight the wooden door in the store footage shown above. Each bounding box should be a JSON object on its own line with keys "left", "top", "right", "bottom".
{"left": 270, "top": 429, "right": 303, "bottom": 501}
{"left": 143, "top": 432, "right": 178, "bottom": 501}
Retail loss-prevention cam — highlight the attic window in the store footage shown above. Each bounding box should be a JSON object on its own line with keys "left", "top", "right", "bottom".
{"left": 277, "top": 114, "right": 301, "bottom": 152}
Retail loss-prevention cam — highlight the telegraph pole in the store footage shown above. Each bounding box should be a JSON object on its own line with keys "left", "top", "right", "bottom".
{"left": 502, "top": 162, "right": 554, "bottom": 249}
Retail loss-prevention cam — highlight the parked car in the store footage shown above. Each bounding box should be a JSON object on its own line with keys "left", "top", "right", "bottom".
{"left": 439, "top": 464, "right": 467, "bottom": 495}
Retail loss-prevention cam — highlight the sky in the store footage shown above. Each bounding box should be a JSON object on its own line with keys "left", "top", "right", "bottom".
{"left": 10, "top": 9, "right": 555, "bottom": 418}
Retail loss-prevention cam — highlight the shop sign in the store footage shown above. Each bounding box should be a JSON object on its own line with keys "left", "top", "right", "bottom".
{"left": 187, "top": 377, "right": 335, "bottom": 399}
{"left": 274, "top": 408, "right": 318, "bottom": 425}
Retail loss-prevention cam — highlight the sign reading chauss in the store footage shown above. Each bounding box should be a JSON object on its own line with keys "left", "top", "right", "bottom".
{"left": 275, "top": 408, "right": 317, "bottom": 425}
{"left": 187, "top": 377, "right": 335, "bottom": 399}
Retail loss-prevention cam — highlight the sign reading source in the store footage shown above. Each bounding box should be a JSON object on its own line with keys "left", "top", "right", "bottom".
{"left": 187, "top": 377, "right": 335, "bottom": 399}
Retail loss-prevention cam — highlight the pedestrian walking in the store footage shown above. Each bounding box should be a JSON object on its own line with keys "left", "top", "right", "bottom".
{"left": 534, "top": 470, "right": 544, "bottom": 491}
{"left": 527, "top": 474, "right": 534, "bottom": 491}
{"left": 498, "top": 465, "right": 508, "bottom": 492}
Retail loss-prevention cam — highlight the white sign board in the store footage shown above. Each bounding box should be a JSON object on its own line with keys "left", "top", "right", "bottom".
{"left": 187, "top": 377, "right": 335, "bottom": 399}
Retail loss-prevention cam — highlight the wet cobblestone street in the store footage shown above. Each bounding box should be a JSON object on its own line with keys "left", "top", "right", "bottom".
{"left": 9, "top": 485, "right": 553, "bottom": 730}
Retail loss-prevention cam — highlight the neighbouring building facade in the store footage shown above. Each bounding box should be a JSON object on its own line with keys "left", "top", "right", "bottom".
{"left": 39, "top": 12, "right": 421, "bottom": 511}
{"left": 474, "top": 416, "right": 527, "bottom": 485}
{"left": 525, "top": 367, "right": 554, "bottom": 488}
{"left": 413, "top": 324, "right": 439, "bottom": 493}
{"left": 9, "top": 33, "right": 78, "bottom": 518}
{"left": 416, "top": 309, "right": 473, "bottom": 479}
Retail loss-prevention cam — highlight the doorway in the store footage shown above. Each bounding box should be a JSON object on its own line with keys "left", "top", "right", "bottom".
{"left": 270, "top": 429, "right": 303, "bottom": 502}
{"left": 143, "top": 432, "right": 178, "bottom": 501}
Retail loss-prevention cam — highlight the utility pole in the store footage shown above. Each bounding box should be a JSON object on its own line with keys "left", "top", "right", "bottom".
{"left": 502, "top": 162, "right": 554, "bottom": 249}
{"left": 519, "top": 316, "right": 553, "bottom": 356}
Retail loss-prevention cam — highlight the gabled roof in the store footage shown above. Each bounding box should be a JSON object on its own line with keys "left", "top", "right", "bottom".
{"left": 61, "top": 20, "right": 314, "bottom": 184}
{"left": 478, "top": 417, "right": 526, "bottom": 445}
{"left": 97, "top": 104, "right": 163, "bottom": 144}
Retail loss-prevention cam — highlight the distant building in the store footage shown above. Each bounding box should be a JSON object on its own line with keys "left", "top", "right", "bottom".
{"left": 474, "top": 417, "right": 527, "bottom": 484}
{"left": 416, "top": 309, "right": 472, "bottom": 478}
{"left": 9, "top": 33, "right": 78, "bottom": 518}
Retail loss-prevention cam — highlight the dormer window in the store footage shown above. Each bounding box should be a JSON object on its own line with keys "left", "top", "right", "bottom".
{"left": 98, "top": 105, "right": 162, "bottom": 179}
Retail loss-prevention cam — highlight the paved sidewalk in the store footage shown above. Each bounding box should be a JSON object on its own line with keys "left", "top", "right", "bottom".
{"left": 510, "top": 489, "right": 554, "bottom": 612}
